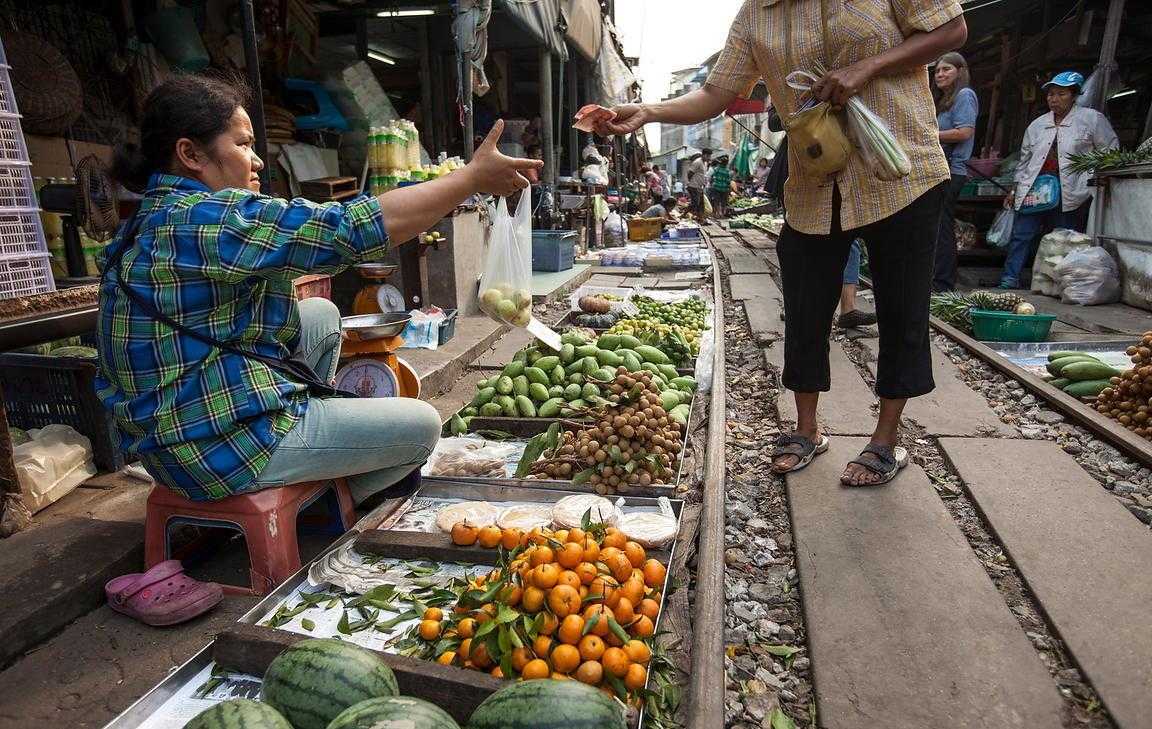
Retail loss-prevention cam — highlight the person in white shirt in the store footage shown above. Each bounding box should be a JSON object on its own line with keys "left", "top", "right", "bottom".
{"left": 999, "top": 71, "right": 1118, "bottom": 288}
{"left": 685, "top": 149, "right": 711, "bottom": 218}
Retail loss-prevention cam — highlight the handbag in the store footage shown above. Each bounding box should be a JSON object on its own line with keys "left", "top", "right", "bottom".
{"left": 104, "top": 210, "right": 358, "bottom": 399}
{"left": 782, "top": 0, "right": 852, "bottom": 178}
{"left": 1018, "top": 173, "right": 1061, "bottom": 215}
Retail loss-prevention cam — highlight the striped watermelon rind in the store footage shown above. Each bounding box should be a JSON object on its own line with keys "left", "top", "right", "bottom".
{"left": 328, "top": 695, "right": 462, "bottom": 729}
{"left": 261, "top": 638, "right": 399, "bottom": 729}
{"left": 466, "top": 679, "right": 627, "bottom": 729}
{"left": 184, "top": 699, "right": 292, "bottom": 729}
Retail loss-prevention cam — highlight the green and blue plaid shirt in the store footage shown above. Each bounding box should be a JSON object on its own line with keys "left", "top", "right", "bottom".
{"left": 96, "top": 173, "right": 389, "bottom": 500}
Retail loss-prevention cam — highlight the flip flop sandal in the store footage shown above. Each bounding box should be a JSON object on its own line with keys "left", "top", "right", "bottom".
{"left": 771, "top": 433, "right": 830, "bottom": 474}
{"left": 105, "top": 560, "right": 224, "bottom": 627}
{"left": 842, "top": 444, "right": 909, "bottom": 487}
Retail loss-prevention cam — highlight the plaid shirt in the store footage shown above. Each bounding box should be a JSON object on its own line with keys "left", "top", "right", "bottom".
{"left": 96, "top": 173, "right": 389, "bottom": 500}
{"left": 710, "top": 166, "right": 733, "bottom": 192}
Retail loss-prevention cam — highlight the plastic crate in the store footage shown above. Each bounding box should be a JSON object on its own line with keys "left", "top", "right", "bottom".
{"left": 0, "top": 68, "right": 15, "bottom": 116}
{"left": 438, "top": 308, "right": 458, "bottom": 346}
{"left": 531, "top": 230, "right": 576, "bottom": 272}
{"left": 0, "top": 162, "right": 36, "bottom": 209}
{"left": 627, "top": 217, "right": 662, "bottom": 242}
{"left": 0, "top": 114, "right": 28, "bottom": 163}
{"left": 292, "top": 273, "right": 331, "bottom": 300}
{"left": 0, "top": 208, "right": 47, "bottom": 258}
{"left": 969, "top": 308, "right": 1056, "bottom": 342}
{"left": 0, "top": 353, "right": 124, "bottom": 472}
{"left": 0, "top": 253, "right": 54, "bottom": 298}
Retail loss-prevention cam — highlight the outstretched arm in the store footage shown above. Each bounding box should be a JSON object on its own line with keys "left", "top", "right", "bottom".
{"left": 595, "top": 85, "right": 739, "bottom": 137}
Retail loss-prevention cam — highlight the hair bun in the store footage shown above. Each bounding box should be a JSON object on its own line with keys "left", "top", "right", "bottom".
{"left": 111, "top": 141, "right": 152, "bottom": 193}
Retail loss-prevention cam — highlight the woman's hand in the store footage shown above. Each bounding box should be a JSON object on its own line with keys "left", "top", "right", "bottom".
{"left": 813, "top": 59, "right": 878, "bottom": 107}
{"left": 466, "top": 121, "right": 544, "bottom": 196}
{"left": 596, "top": 104, "right": 650, "bottom": 136}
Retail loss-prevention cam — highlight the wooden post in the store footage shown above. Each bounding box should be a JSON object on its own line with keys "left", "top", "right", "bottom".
{"left": 540, "top": 48, "right": 556, "bottom": 187}
{"left": 419, "top": 20, "right": 434, "bottom": 160}
{"left": 1095, "top": 0, "right": 1126, "bottom": 110}
{"left": 567, "top": 63, "right": 579, "bottom": 176}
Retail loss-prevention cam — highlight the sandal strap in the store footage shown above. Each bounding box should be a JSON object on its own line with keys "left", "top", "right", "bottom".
{"left": 772, "top": 433, "right": 817, "bottom": 458}
{"left": 849, "top": 445, "right": 897, "bottom": 476}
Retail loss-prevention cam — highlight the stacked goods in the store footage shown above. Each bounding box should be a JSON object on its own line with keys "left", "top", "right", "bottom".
{"left": 458, "top": 331, "right": 693, "bottom": 425}
{"left": 520, "top": 368, "right": 695, "bottom": 491}
{"left": 573, "top": 294, "right": 625, "bottom": 329}
{"left": 418, "top": 521, "right": 666, "bottom": 709}
{"left": 602, "top": 297, "right": 708, "bottom": 368}
{"left": 1095, "top": 334, "right": 1152, "bottom": 438}
{"left": 1045, "top": 351, "right": 1121, "bottom": 398}
{"left": 930, "top": 290, "right": 1036, "bottom": 332}
{"left": 632, "top": 295, "right": 707, "bottom": 330}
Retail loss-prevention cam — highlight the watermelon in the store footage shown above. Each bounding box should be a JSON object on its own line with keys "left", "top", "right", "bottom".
{"left": 328, "top": 695, "right": 461, "bottom": 729}
{"left": 185, "top": 699, "right": 292, "bottom": 729}
{"left": 261, "top": 638, "right": 398, "bottom": 729}
{"left": 466, "top": 679, "right": 626, "bottom": 729}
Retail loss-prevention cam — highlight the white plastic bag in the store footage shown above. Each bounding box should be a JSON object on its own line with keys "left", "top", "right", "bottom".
{"left": 401, "top": 307, "right": 446, "bottom": 350}
{"left": 1033, "top": 229, "right": 1091, "bottom": 295}
{"left": 14, "top": 424, "right": 96, "bottom": 514}
{"left": 602, "top": 210, "right": 625, "bottom": 247}
{"left": 479, "top": 195, "right": 561, "bottom": 349}
{"left": 423, "top": 436, "right": 526, "bottom": 478}
{"left": 986, "top": 208, "right": 1014, "bottom": 249}
{"left": 1056, "top": 247, "right": 1122, "bottom": 305}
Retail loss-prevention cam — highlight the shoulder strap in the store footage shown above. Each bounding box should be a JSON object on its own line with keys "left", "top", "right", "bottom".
{"left": 105, "top": 211, "right": 356, "bottom": 399}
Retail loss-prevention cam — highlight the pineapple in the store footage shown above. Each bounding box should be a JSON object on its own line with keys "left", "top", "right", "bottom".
{"left": 929, "top": 292, "right": 976, "bottom": 330}
{"left": 968, "top": 290, "right": 1023, "bottom": 312}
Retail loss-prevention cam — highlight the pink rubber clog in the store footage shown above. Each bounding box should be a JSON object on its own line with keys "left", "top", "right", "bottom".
{"left": 105, "top": 560, "right": 224, "bottom": 626}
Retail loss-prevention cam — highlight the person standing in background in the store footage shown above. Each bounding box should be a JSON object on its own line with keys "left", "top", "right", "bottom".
{"left": 686, "top": 149, "right": 711, "bottom": 219}
{"left": 752, "top": 157, "right": 771, "bottom": 192}
{"left": 709, "top": 155, "right": 733, "bottom": 217}
{"left": 932, "top": 52, "right": 978, "bottom": 292}
{"left": 998, "top": 71, "right": 1118, "bottom": 288}
{"left": 658, "top": 164, "right": 672, "bottom": 199}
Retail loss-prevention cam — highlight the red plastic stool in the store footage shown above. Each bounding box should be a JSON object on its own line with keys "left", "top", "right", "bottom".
{"left": 144, "top": 479, "right": 356, "bottom": 596}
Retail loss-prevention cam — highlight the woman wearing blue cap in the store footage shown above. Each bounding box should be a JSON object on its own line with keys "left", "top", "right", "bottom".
{"left": 999, "top": 71, "right": 1118, "bottom": 289}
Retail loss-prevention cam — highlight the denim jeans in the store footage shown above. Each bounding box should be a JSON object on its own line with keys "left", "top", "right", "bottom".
{"left": 999, "top": 202, "right": 1091, "bottom": 288}
{"left": 252, "top": 298, "right": 441, "bottom": 504}
{"left": 842, "top": 240, "right": 862, "bottom": 285}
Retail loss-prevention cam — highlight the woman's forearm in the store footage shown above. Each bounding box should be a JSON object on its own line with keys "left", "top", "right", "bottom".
{"left": 644, "top": 86, "right": 737, "bottom": 126}
{"left": 939, "top": 127, "right": 974, "bottom": 143}
{"left": 374, "top": 169, "right": 479, "bottom": 245}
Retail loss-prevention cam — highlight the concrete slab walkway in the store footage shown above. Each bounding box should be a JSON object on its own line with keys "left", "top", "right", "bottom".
{"left": 787, "top": 438, "right": 1065, "bottom": 729}
{"left": 941, "top": 438, "right": 1152, "bottom": 729}
{"left": 765, "top": 346, "right": 877, "bottom": 436}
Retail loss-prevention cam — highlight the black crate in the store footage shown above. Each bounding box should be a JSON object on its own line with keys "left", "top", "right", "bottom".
{"left": 437, "top": 309, "right": 459, "bottom": 346}
{"left": 0, "top": 353, "right": 124, "bottom": 472}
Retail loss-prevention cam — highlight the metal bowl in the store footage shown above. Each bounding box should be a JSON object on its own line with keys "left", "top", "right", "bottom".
{"left": 355, "top": 263, "right": 398, "bottom": 278}
{"left": 341, "top": 313, "right": 412, "bottom": 341}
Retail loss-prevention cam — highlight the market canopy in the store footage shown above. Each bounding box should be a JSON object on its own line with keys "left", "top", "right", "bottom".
{"left": 496, "top": 0, "right": 569, "bottom": 61}
{"left": 562, "top": 0, "right": 602, "bottom": 61}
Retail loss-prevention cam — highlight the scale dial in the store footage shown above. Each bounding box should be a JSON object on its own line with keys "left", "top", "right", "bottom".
{"left": 334, "top": 358, "right": 400, "bottom": 398}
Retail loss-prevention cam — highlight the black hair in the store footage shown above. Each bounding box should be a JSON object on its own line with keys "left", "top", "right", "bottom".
{"left": 660, "top": 197, "right": 678, "bottom": 209}
{"left": 701, "top": 148, "right": 713, "bottom": 156}
{"left": 112, "top": 75, "right": 251, "bottom": 192}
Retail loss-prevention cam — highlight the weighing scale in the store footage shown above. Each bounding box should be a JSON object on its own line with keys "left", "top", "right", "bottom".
{"left": 351, "top": 262, "right": 406, "bottom": 316}
{"left": 335, "top": 311, "right": 421, "bottom": 399}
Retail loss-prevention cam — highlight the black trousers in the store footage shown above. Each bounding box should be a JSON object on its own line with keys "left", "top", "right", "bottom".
{"left": 777, "top": 183, "right": 946, "bottom": 400}
{"left": 932, "top": 173, "right": 968, "bottom": 292}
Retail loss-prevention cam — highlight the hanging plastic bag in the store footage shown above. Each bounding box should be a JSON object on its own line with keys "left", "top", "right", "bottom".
{"left": 986, "top": 208, "right": 1014, "bottom": 249}
{"left": 1055, "top": 247, "right": 1121, "bottom": 305}
{"left": 478, "top": 194, "right": 562, "bottom": 349}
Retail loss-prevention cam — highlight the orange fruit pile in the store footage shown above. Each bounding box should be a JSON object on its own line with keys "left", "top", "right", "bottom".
{"left": 423, "top": 524, "right": 668, "bottom": 701}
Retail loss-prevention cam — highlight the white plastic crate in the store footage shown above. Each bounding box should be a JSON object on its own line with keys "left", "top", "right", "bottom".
{"left": 0, "top": 253, "right": 54, "bottom": 299}
{"left": 0, "top": 114, "right": 28, "bottom": 162}
{"left": 0, "top": 162, "right": 36, "bottom": 209}
{"left": 0, "top": 69, "right": 16, "bottom": 116}
{"left": 0, "top": 209, "right": 47, "bottom": 257}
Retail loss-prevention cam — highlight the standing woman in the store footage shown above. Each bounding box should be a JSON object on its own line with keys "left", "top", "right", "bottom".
{"left": 932, "top": 52, "right": 978, "bottom": 292}
{"left": 752, "top": 157, "right": 771, "bottom": 193}
{"left": 594, "top": 0, "right": 967, "bottom": 486}
{"left": 998, "top": 71, "right": 1118, "bottom": 289}
{"left": 97, "top": 76, "right": 541, "bottom": 504}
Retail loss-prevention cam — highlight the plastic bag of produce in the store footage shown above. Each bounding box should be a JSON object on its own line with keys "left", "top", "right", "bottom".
{"left": 986, "top": 208, "right": 1014, "bottom": 249}
{"left": 479, "top": 194, "right": 561, "bottom": 349}
{"left": 14, "top": 425, "right": 96, "bottom": 514}
{"left": 1033, "top": 229, "right": 1091, "bottom": 295}
{"left": 1056, "top": 247, "right": 1121, "bottom": 305}
{"left": 602, "top": 210, "right": 625, "bottom": 247}
{"left": 423, "top": 436, "right": 525, "bottom": 479}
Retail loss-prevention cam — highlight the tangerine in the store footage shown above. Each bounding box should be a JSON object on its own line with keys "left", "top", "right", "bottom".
{"left": 557, "top": 542, "right": 584, "bottom": 569}
{"left": 582, "top": 604, "right": 611, "bottom": 637}
{"left": 608, "top": 553, "right": 634, "bottom": 583}
{"left": 557, "top": 569, "right": 582, "bottom": 590}
{"left": 531, "top": 563, "right": 560, "bottom": 590}
{"left": 624, "top": 663, "right": 647, "bottom": 691}
{"left": 490, "top": 666, "right": 505, "bottom": 679}
{"left": 478, "top": 525, "right": 503, "bottom": 549}
{"left": 619, "top": 577, "right": 646, "bottom": 607}
{"left": 522, "top": 659, "right": 550, "bottom": 680}
{"left": 602, "top": 527, "right": 627, "bottom": 549}
{"left": 582, "top": 537, "right": 601, "bottom": 563}
{"left": 602, "top": 646, "right": 631, "bottom": 678}
{"left": 599, "top": 546, "right": 622, "bottom": 565}
{"left": 642, "top": 558, "right": 667, "bottom": 588}
{"left": 575, "top": 660, "right": 604, "bottom": 685}
{"left": 558, "top": 614, "right": 585, "bottom": 645}
{"left": 511, "top": 646, "right": 533, "bottom": 672}
{"left": 470, "top": 641, "right": 492, "bottom": 668}
{"left": 638, "top": 598, "right": 661, "bottom": 621}
{"left": 578, "top": 634, "right": 606, "bottom": 661}
{"left": 548, "top": 584, "right": 581, "bottom": 618}
{"left": 451, "top": 522, "right": 479, "bottom": 546}
{"left": 528, "top": 527, "right": 551, "bottom": 545}
{"left": 521, "top": 585, "right": 546, "bottom": 613}
{"left": 532, "top": 635, "right": 554, "bottom": 658}
{"left": 552, "top": 529, "right": 569, "bottom": 544}
{"left": 437, "top": 651, "right": 457, "bottom": 666}
{"left": 630, "top": 615, "right": 655, "bottom": 638}
{"left": 529, "top": 545, "right": 555, "bottom": 567}
{"left": 458, "top": 638, "right": 473, "bottom": 660}
{"left": 423, "top": 607, "right": 443, "bottom": 621}
{"left": 575, "top": 563, "right": 599, "bottom": 585}
{"left": 623, "top": 541, "right": 646, "bottom": 568}
{"left": 537, "top": 612, "right": 559, "bottom": 636}
{"left": 614, "top": 597, "right": 636, "bottom": 625}
{"left": 418, "top": 619, "right": 441, "bottom": 640}
{"left": 551, "top": 672, "right": 571, "bottom": 680}
{"left": 551, "top": 643, "right": 581, "bottom": 673}
{"left": 625, "top": 639, "right": 651, "bottom": 665}
{"left": 500, "top": 527, "right": 523, "bottom": 550}
{"left": 566, "top": 527, "right": 587, "bottom": 544}
{"left": 497, "top": 583, "right": 522, "bottom": 607}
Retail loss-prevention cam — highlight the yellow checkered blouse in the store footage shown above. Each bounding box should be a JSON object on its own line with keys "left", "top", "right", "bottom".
{"left": 707, "top": 0, "right": 962, "bottom": 234}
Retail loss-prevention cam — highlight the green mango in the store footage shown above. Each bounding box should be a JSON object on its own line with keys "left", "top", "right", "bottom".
{"left": 515, "top": 395, "right": 537, "bottom": 417}
{"left": 513, "top": 375, "right": 530, "bottom": 397}
{"left": 597, "top": 349, "right": 623, "bottom": 367}
{"left": 461, "top": 406, "right": 478, "bottom": 418}
{"left": 565, "top": 359, "right": 586, "bottom": 376}
{"left": 497, "top": 395, "right": 518, "bottom": 418}
{"left": 591, "top": 368, "right": 615, "bottom": 382}
{"left": 568, "top": 373, "right": 585, "bottom": 386}
{"left": 559, "top": 343, "right": 576, "bottom": 365}
{"left": 529, "top": 382, "right": 550, "bottom": 402}
{"left": 561, "top": 331, "right": 588, "bottom": 346}
{"left": 597, "top": 334, "right": 621, "bottom": 351}
{"left": 635, "top": 345, "right": 670, "bottom": 365}
{"left": 550, "top": 365, "right": 567, "bottom": 385}
{"left": 657, "top": 364, "right": 680, "bottom": 380}
{"left": 568, "top": 398, "right": 587, "bottom": 410}
{"left": 502, "top": 360, "right": 525, "bottom": 378}
{"left": 581, "top": 356, "right": 599, "bottom": 375}
{"left": 513, "top": 350, "right": 528, "bottom": 363}
{"left": 449, "top": 414, "right": 467, "bottom": 435}
{"left": 538, "top": 397, "right": 565, "bottom": 418}
{"left": 549, "top": 385, "right": 565, "bottom": 398}
{"left": 479, "top": 402, "right": 503, "bottom": 417}
{"left": 535, "top": 355, "right": 560, "bottom": 371}
{"left": 616, "top": 334, "right": 642, "bottom": 350}
{"left": 525, "top": 347, "right": 541, "bottom": 364}
{"left": 670, "top": 376, "right": 697, "bottom": 392}
{"left": 575, "top": 345, "right": 600, "bottom": 359}
{"left": 525, "top": 367, "right": 550, "bottom": 385}
{"left": 471, "top": 387, "right": 496, "bottom": 407}
{"left": 660, "top": 391, "right": 682, "bottom": 411}
{"left": 495, "top": 376, "right": 514, "bottom": 395}
{"left": 581, "top": 383, "right": 601, "bottom": 400}
{"left": 564, "top": 383, "right": 583, "bottom": 400}
{"left": 622, "top": 351, "right": 643, "bottom": 372}
{"left": 669, "top": 404, "right": 690, "bottom": 425}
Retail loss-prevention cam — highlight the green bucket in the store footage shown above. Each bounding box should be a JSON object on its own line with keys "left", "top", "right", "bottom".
{"left": 969, "top": 308, "right": 1056, "bottom": 342}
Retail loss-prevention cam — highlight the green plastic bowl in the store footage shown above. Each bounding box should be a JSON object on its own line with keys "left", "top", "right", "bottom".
{"left": 969, "top": 308, "right": 1056, "bottom": 342}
